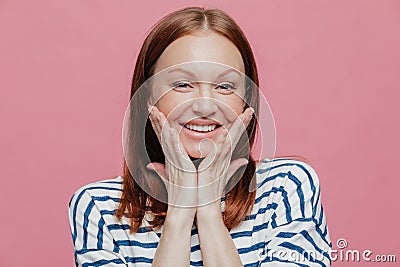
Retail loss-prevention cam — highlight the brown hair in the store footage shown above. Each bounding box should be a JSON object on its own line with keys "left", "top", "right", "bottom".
{"left": 116, "top": 6, "right": 286, "bottom": 233}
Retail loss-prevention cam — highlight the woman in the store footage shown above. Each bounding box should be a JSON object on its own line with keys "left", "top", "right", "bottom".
{"left": 68, "top": 6, "right": 331, "bottom": 267}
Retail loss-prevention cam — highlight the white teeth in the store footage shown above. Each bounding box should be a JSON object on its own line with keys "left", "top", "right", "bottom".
{"left": 185, "top": 124, "right": 217, "bottom": 132}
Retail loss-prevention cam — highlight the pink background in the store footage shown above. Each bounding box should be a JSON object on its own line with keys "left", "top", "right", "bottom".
{"left": 1, "top": 1, "right": 399, "bottom": 266}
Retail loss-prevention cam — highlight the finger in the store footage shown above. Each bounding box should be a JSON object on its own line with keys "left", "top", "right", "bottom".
{"left": 204, "top": 108, "right": 252, "bottom": 168}
{"left": 220, "top": 129, "right": 233, "bottom": 158}
{"left": 156, "top": 109, "right": 176, "bottom": 162}
{"left": 156, "top": 109, "right": 189, "bottom": 169}
{"left": 212, "top": 123, "right": 234, "bottom": 160}
{"left": 198, "top": 138, "right": 219, "bottom": 172}
{"left": 153, "top": 107, "right": 169, "bottom": 142}
{"left": 148, "top": 106, "right": 162, "bottom": 141}
{"left": 211, "top": 123, "right": 228, "bottom": 154}
{"left": 154, "top": 107, "right": 194, "bottom": 172}
{"left": 146, "top": 162, "right": 167, "bottom": 180}
{"left": 225, "top": 107, "right": 253, "bottom": 151}
{"left": 169, "top": 127, "right": 191, "bottom": 167}
{"left": 218, "top": 115, "right": 243, "bottom": 157}
{"left": 149, "top": 115, "right": 161, "bottom": 142}
{"left": 199, "top": 126, "right": 230, "bottom": 173}
{"left": 157, "top": 108, "right": 171, "bottom": 141}
{"left": 225, "top": 158, "right": 249, "bottom": 183}
{"left": 151, "top": 107, "right": 172, "bottom": 156}
{"left": 154, "top": 107, "right": 164, "bottom": 136}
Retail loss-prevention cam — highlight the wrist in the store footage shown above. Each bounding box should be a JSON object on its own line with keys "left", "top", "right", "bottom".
{"left": 196, "top": 200, "right": 223, "bottom": 223}
{"left": 165, "top": 206, "right": 196, "bottom": 227}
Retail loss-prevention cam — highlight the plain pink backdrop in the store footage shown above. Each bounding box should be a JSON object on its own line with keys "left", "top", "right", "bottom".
{"left": 1, "top": 0, "right": 399, "bottom": 266}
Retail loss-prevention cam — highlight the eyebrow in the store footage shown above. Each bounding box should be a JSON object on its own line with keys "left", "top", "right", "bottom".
{"left": 167, "top": 67, "right": 242, "bottom": 78}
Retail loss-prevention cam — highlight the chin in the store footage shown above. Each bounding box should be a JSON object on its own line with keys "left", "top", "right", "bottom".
{"left": 186, "top": 148, "right": 203, "bottom": 159}
{"left": 184, "top": 142, "right": 214, "bottom": 159}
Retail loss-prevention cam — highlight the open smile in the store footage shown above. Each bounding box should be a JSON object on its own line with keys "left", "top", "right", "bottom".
{"left": 183, "top": 123, "right": 221, "bottom": 132}
{"left": 179, "top": 119, "right": 223, "bottom": 139}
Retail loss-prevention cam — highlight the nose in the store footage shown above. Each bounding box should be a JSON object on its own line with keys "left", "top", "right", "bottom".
{"left": 192, "top": 85, "right": 217, "bottom": 117}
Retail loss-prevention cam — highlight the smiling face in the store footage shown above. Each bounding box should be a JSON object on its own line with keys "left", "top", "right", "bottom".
{"left": 150, "top": 31, "right": 247, "bottom": 158}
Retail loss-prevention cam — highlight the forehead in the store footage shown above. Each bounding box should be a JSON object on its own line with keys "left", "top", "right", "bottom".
{"left": 153, "top": 32, "right": 245, "bottom": 75}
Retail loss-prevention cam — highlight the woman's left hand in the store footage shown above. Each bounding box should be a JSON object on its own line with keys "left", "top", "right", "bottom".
{"left": 196, "top": 107, "right": 254, "bottom": 207}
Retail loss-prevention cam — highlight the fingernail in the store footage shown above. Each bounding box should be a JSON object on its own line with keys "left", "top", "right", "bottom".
{"left": 249, "top": 107, "right": 255, "bottom": 114}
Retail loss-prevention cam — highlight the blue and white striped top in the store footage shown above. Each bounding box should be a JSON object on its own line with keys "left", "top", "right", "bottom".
{"left": 68, "top": 158, "right": 332, "bottom": 266}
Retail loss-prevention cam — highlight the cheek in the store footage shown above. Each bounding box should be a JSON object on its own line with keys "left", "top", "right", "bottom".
{"left": 221, "top": 96, "right": 245, "bottom": 121}
{"left": 155, "top": 91, "right": 181, "bottom": 118}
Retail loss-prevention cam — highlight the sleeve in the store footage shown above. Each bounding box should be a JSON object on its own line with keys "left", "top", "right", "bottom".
{"left": 258, "top": 161, "right": 332, "bottom": 267}
{"left": 68, "top": 187, "right": 128, "bottom": 267}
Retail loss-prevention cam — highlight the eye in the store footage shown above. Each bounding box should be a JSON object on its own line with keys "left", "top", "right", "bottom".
{"left": 216, "top": 82, "right": 237, "bottom": 94}
{"left": 171, "top": 81, "right": 194, "bottom": 92}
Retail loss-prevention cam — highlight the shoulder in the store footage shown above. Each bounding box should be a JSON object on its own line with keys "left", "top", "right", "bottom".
{"left": 256, "top": 157, "right": 320, "bottom": 192}
{"left": 68, "top": 176, "right": 123, "bottom": 216}
{"left": 68, "top": 176, "right": 124, "bottom": 250}
{"left": 255, "top": 158, "right": 322, "bottom": 212}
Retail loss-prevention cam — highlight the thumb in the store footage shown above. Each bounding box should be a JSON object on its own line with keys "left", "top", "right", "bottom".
{"left": 226, "top": 158, "right": 249, "bottom": 180}
{"left": 146, "top": 162, "right": 167, "bottom": 180}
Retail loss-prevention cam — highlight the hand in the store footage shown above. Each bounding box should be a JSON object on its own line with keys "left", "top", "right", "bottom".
{"left": 147, "top": 106, "right": 197, "bottom": 209}
{"left": 196, "top": 107, "right": 254, "bottom": 207}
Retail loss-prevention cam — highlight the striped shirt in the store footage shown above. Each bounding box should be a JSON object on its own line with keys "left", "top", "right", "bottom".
{"left": 68, "top": 158, "right": 332, "bottom": 267}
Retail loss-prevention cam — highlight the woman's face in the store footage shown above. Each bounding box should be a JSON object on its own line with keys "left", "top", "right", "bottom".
{"left": 150, "top": 31, "right": 246, "bottom": 158}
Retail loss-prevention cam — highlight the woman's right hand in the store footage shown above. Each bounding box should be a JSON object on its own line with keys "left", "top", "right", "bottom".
{"left": 147, "top": 105, "right": 198, "bottom": 214}
{"left": 147, "top": 106, "right": 197, "bottom": 267}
